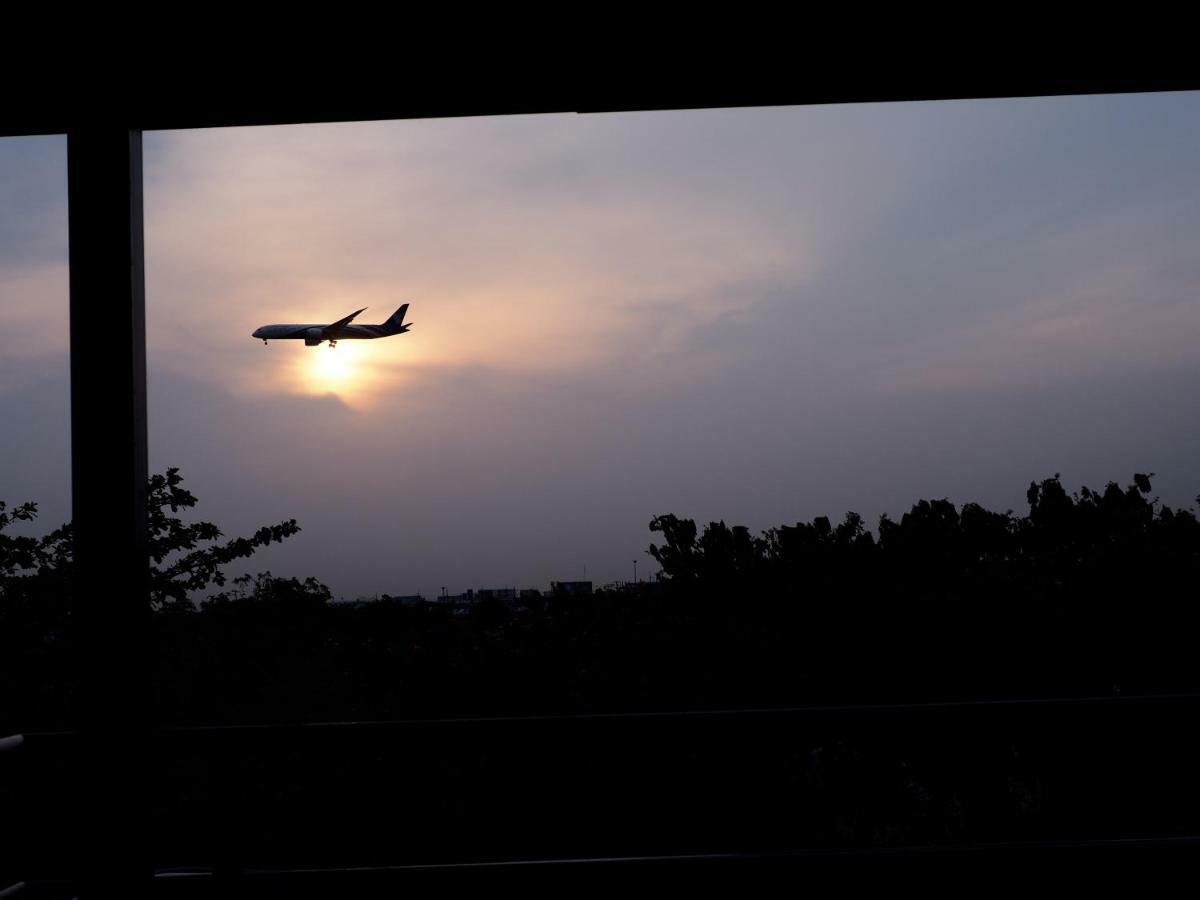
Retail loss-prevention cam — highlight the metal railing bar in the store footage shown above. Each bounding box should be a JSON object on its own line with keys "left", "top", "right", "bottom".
{"left": 14, "top": 689, "right": 1200, "bottom": 741}
{"left": 140, "top": 834, "right": 1200, "bottom": 878}
{"left": 0, "top": 735, "right": 24, "bottom": 753}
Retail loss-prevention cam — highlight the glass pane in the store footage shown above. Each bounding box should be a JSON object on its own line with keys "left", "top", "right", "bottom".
{"left": 0, "top": 135, "right": 70, "bottom": 735}
{"left": 138, "top": 93, "right": 1200, "bottom": 864}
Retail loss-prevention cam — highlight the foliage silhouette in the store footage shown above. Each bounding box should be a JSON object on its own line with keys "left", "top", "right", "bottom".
{"left": 2, "top": 467, "right": 309, "bottom": 611}
{"left": 5, "top": 469, "right": 1200, "bottom": 731}
{"left": 0, "top": 467, "right": 320, "bottom": 731}
{"left": 146, "top": 468, "right": 306, "bottom": 609}
{"left": 5, "top": 470, "right": 1200, "bottom": 857}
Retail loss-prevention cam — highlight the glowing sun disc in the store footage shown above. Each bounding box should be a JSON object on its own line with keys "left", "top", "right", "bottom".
{"left": 303, "top": 344, "right": 358, "bottom": 394}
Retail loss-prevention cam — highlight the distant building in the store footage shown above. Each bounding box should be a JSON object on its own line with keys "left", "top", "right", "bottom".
{"left": 476, "top": 587, "right": 518, "bottom": 602}
{"left": 438, "top": 590, "right": 474, "bottom": 611}
{"left": 380, "top": 594, "right": 426, "bottom": 607}
{"left": 550, "top": 580, "right": 592, "bottom": 596}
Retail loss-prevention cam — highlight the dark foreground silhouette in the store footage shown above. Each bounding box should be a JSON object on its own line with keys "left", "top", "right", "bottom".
{"left": 3, "top": 468, "right": 1200, "bottom": 874}
{"left": 5, "top": 467, "right": 1198, "bottom": 728}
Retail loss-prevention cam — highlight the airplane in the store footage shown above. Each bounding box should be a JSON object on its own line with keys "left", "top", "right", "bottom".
{"left": 252, "top": 304, "right": 412, "bottom": 347}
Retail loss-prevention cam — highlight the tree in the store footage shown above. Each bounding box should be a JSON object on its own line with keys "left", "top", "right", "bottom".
{"left": 648, "top": 514, "right": 699, "bottom": 582}
{"left": 145, "top": 468, "right": 306, "bottom": 609}
{"left": 0, "top": 467, "right": 311, "bottom": 611}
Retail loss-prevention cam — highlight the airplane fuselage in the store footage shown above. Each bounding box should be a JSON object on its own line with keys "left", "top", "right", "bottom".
{"left": 252, "top": 304, "right": 411, "bottom": 346}
{"left": 253, "top": 323, "right": 409, "bottom": 342}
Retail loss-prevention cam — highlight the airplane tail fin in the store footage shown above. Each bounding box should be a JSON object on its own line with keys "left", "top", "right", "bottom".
{"left": 384, "top": 303, "right": 410, "bottom": 333}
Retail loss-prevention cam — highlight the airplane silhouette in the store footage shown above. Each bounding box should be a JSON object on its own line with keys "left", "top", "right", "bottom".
{"left": 252, "top": 304, "right": 412, "bottom": 347}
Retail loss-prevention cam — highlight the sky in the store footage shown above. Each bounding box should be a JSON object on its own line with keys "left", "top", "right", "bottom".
{"left": 3, "top": 91, "right": 1200, "bottom": 599}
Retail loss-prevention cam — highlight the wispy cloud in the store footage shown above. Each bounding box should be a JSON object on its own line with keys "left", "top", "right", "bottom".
{"left": 5, "top": 95, "right": 1200, "bottom": 597}
{"left": 144, "top": 115, "right": 813, "bottom": 407}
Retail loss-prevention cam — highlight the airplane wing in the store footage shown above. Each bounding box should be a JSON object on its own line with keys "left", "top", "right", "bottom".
{"left": 328, "top": 309, "right": 364, "bottom": 328}
{"left": 327, "top": 307, "right": 368, "bottom": 330}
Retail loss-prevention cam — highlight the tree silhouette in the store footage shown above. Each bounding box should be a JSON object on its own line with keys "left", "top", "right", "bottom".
{"left": 1, "top": 468, "right": 321, "bottom": 732}
{"left": 6, "top": 469, "right": 1200, "bottom": 853}
{"left": 0, "top": 467, "right": 309, "bottom": 612}
{"left": 144, "top": 468, "right": 305, "bottom": 609}
{"left": 647, "top": 513, "right": 699, "bottom": 582}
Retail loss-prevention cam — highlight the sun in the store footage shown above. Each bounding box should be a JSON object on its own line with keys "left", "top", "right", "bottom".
{"left": 277, "top": 337, "right": 403, "bottom": 409}
{"left": 301, "top": 343, "right": 360, "bottom": 397}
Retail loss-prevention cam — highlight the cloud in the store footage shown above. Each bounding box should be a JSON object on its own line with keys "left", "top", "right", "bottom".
{"left": 871, "top": 252, "right": 1200, "bottom": 395}
{"left": 7, "top": 96, "right": 1200, "bottom": 598}
{"left": 143, "top": 115, "right": 816, "bottom": 406}
{"left": 0, "top": 136, "right": 69, "bottom": 367}
{"left": 0, "top": 354, "right": 71, "bottom": 533}
{"left": 0, "top": 135, "right": 67, "bottom": 272}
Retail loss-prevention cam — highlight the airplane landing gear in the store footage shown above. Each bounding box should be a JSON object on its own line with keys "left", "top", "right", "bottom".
{"left": 262, "top": 339, "right": 268, "bottom": 345}
{"left": 329, "top": 340, "right": 337, "bottom": 348}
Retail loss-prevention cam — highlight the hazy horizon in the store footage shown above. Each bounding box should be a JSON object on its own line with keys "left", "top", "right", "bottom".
{"left": 4, "top": 91, "right": 1200, "bottom": 598}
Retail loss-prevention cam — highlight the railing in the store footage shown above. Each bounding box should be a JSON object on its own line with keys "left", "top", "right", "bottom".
{"left": 8, "top": 690, "right": 1200, "bottom": 892}
{"left": 1, "top": 736, "right": 25, "bottom": 897}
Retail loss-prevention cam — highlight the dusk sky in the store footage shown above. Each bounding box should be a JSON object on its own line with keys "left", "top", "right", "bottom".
{"left": 3, "top": 91, "right": 1200, "bottom": 599}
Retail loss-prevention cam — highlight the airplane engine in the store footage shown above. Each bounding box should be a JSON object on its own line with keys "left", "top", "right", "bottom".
{"left": 304, "top": 327, "right": 324, "bottom": 346}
